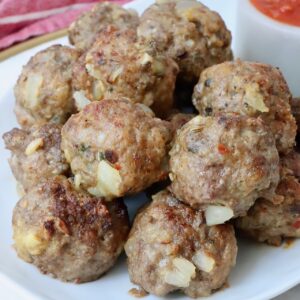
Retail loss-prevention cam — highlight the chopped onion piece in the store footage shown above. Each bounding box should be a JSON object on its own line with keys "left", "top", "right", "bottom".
{"left": 205, "top": 205, "right": 234, "bottom": 226}
{"left": 139, "top": 53, "right": 153, "bottom": 66}
{"left": 86, "top": 63, "right": 102, "bottom": 79}
{"left": 244, "top": 83, "right": 269, "bottom": 112}
{"left": 64, "top": 149, "right": 72, "bottom": 162}
{"left": 164, "top": 257, "right": 196, "bottom": 287}
{"left": 74, "top": 174, "right": 81, "bottom": 189}
{"left": 88, "top": 160, "right": 122, "bottom": 199}
{"left": 16, "top": 231, "right": 47, "bottom": 256}
{"left": 185, "top": 39, "right": 195, "bottom": 48}
{"left": 24, "top": 74, "right": 43, "bottom": 108}
{"left": 109, "top": 66, "right": 124, "bottom": 83}
{"left": 73, "top": 91, "right": 91, "bottom": 110}
{"left": 192, "top": 250, "right": 215, "bottom": 272}
{"left": 152, "top": 60, "right": 165, "bottom": 76}
{"left": 25, "top": 138, "right": 44, "bottom": 155}
{"left": 92, "top": 80, "right": 105, "bottom": 100}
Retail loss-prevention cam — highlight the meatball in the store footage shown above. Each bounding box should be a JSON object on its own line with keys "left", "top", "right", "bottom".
{"left": 192, "top": 60, "right": 296, "bottom": 153}
{"left": 72, "top": 27, "right": 179, "bottom": 118}
{"left": 169, "top": 114, "right": 280, "bottom": 221}
{"left": 13, "top": 175, "right": 129, "bottom": 283}
{"left": 3, "top": 124, "right": 69, "bottom": 193}
{"left": 61, "top": 99, "right": 172, "bottom": 199}
{"left": 68, "top": 2, "right": 139, "bottom": 52}
{"left": 14, "top": 45, "right": 80, "bottom": 128}
{"left": 125, "top": 190, "right": 237, "bottom": 298}
{"left": 137, "top": 0, "right": 232, "bottom": 82}
{"left": 235, "top": 168, "right": 300, "bottom": 246}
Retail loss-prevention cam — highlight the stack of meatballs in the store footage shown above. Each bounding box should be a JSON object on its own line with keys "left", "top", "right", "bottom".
{"left": 3, "top": 0, "right": 300, "bottom": 298}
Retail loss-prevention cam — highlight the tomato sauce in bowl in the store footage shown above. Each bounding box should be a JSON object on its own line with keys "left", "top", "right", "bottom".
{"left": 251, "top": 0, "right": 300, "bottom": 27}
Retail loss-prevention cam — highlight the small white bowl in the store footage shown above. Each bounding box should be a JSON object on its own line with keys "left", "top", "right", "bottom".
{"left": 234, "top": 0, "right": 300, "bottom": 96}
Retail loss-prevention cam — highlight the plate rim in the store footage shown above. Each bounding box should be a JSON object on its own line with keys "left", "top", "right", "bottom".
{"left": 0, "top": 29, "right": 67, "bottom": 63}
{"left": 1, "top": 0, "right": 300, "bottom": 299}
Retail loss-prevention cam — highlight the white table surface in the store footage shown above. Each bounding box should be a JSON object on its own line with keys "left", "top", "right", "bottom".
{"left": 0, "top": 283, "right": 299, "bottom": 299}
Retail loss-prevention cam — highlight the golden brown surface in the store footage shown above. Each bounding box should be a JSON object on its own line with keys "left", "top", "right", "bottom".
{"left": 169, "top": 114, "right": 279, "bottom": 217}
{"left": 3, "top": 124, "right": 69, "bottom": 192}
{"left": 13, "top": 175, "right": 129, "bottom": 282}
{"left": 192, "top": 60, "right": 296, "bottom": 154}
{"left": 68, "top": 2, "right": 139, "bottom": 52}
{"left": 138, "top": 0, "right": 232, "bottom": 82}
{"left": 236, "top": 166, "right": 300, "bottom": 246}
{"left": 72, "top": 27, "right": 179, "bottom": 118}
{"left": 125, "top": 190, "right": 237, "bottom": 298}
{"left": 61, "top": 99, "right": 172, "bottom": 199}
{"left": 14, "top": 45, "right": 80, "bottom": 128}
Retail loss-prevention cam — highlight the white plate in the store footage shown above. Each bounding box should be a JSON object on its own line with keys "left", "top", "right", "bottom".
{"left": 1, "top": 1, "right": 300, "bottom": 299}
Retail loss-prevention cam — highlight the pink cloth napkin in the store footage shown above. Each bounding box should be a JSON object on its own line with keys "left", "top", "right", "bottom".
{"left": 0, "top": 0, "right": 131, "bottom": 50}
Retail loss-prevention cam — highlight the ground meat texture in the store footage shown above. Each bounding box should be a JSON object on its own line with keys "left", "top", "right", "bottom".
{"left": 192, "top": 60, "right": 296, "bottom": 154}
{"left": 12, "top": 175, "right": 129, "bottom": 283}
{"left": 235, "top": 168, "right": 300, "bottom": 246}
{"left": 14, "top": 45, "right": 80, "bottom": 128}
{"left": 282, "top": 150, "right": 300, "bottom": 179}
{"left": 167, "top": 112, "right": 195, "bottom": 138}
{"left": 125, "top": 190, "right": 237, "bottom": 298}
{"left": 72, "top": 27, "right": 179, "bottom": 118}
{"left": 169, "top": 114, "right": 280, "bottom": 220}
{"left": 137, "top": 0, "right": 232, "bottom": 82}
{"left": 2, "top": 124, "right": 69, "bottom": 193}
{"left": 291, "top": 98, "right": 300, "bottom": 132}
{"left": 68, "top": 2, "right": 139, "bottom": 52}
{"left": 61, "top": 99, "right": 172, "bottom": 200}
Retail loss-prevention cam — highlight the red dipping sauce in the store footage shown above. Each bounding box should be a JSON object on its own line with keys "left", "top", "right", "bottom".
{"left": 251, "top": 0, "right": 300, "bottom": 27}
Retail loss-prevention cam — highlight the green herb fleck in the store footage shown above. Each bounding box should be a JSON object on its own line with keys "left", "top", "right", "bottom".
{"left": 97, "top": 152, "right": 105, "bottom": 161}
{"left": 79, "top": 144, "right": 90, "bottom": 153}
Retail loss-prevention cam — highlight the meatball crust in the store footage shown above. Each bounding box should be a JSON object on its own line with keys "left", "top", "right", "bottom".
{"left": 72, "top": 27, "right": 179, "bottom": 118}
{"left": 125, "top": 190, "right": 237, "bottom": 298}
{"left": 13, "top": 175, "right": 129, "bottom": 283}
{"left": 3, "top": 124, "right": 69, "bottom": 193}
{"left": 14, "top": 45, "right": 80, "bottom": 128}
{"left": 291, "top": 98, "right": 300, "bottom": 132}
{"left": 235, "top": 168, "right": 300, "bottom": 246}
{"left": 192, "top": 60, "right": 296, "bottom": 153}
{"left": 137, "top": 0, "right": 232, "bottom": 82}
{"left": 68, "top": 2, "right": 139, "bottom": 52}
{"left": 282, "top": 150, "right": 300, "bottom": 180}
{"left": 61, "top": 99, "right": 172, "bottom": 199}
{"left": 169, "top": 114, "right": 280, "bottom": 218}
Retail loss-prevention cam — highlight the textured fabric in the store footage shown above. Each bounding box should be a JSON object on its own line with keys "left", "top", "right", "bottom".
{"left": 0, "top": 0, "right": 130, "bottom": 50}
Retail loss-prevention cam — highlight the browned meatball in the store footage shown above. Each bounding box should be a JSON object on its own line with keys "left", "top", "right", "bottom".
{"left": 192, "top": 60, "right": 296, "bottom": 153}
{"left": 14, "top": 45, "right": 80, "bottom": 128}
{"left": 72, "top": 27, "right": 179, "bottom": 118}
{"left": 61, "top": 99, "right": 172, "bottom": 200}
{"left": 68, "top": 2, "right": 139, "bottom": 52}
{"left": 137, "top": 0, "right": 232, "bottom": 82}
{"left": 3, "top": 124, "right": 69, "bottom": 193}
{"left": 169, "top": 114, "right": 279, "bottom": 222}
{"left": 13, "top": 175, "right": 129, "bottom": 283}
{"left": 235, "top": 168, "right": 300, "bottom": 246}
{"left": 125, "top": 190, "right": 237, "bottom": 298}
